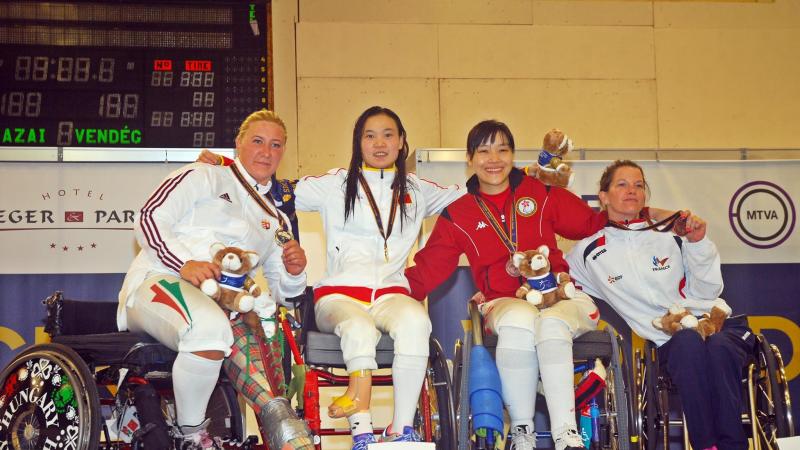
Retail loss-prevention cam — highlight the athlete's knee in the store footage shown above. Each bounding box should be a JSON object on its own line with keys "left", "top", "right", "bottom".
{"left": 180, "top": 313, "right": 234, "bottom": 354}
{"left": 535, "top": 316, "right": 572, "bottom": 344}
{"left": 337, "top": 316, "right": 381, "bottom": 343}
{"left": 496, "top": 325, "right": 536, "bottom": 352}
{"left": 192, "top": 349, "right": 225, "bottom": 360}
{"left": 670, "top": 329, "right": 705, "bottom": 353}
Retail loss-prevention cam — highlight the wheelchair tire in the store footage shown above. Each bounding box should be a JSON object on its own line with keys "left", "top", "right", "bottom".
{"left": 452, "top": 340, "right": 463, "bottom": 411}
{"left": 767, "top": 342, "right": 794, "bottom": 436}
{"left": 0, "top": 343, "right": 100, "bottom": 450}
{"left": 636, "top": 344, "right": 659, "bottom": 450}
{"left": 152, "top": 375, "right": 245, "bottom": 444}
{"left": 417, "top": 338, "right": 457, "bottom": 450}
{"left": 601, "top": 328, "right": 632, "bottom": 450}
{"left": 455, "top": 332, "right": 473, "bottom": 450}
{"left": 751, "top": 335, "right": 793, "bottom": 447}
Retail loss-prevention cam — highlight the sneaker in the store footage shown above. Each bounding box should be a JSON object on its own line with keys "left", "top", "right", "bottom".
{"left": 176, "top": 419, "right": 222, "bottom": 450}
{"left": 381, "top": 425, "right": 422, "bottom": 443}
{"left": 509, "top": 425, "right": 536, "bottom": 450}
{"left": 554, "top": 428, "right": 585, "bottom": 450}
{"left": 352, "top": 432, "right": 377, "bottom": 450}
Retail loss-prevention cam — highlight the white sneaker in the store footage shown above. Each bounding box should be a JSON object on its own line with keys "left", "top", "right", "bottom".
{"left": 176, "top": 419, "right": 221, "bottom": 450}
{"left": 554, "top": 428, "right": 585, "bottom": 450}
{"left": 509, "top": 425, "right": 536, "bottom": 450}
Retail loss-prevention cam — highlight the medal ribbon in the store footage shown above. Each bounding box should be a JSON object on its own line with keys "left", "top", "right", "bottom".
{"left": 475, "top": 194, "right": 518, "bottom": 254}
{"left": 358, "top": 173, "right": 400, "bottom": 262}
{"left": 607, "top": 210, "right": 683, "bottom": 233}
{"left": 229, "top": 163, "right": 289, "bottom": 233}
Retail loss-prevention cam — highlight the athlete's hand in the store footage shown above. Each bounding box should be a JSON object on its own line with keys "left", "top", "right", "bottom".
{"left": 180, "top": 260, "right": 221, "bottom": 286}
{"left": 282, "top": 240, "right": 307, "bottom": 276}
{"left": 470, "top": 290, "right": 487, "bottom": 305}
{"left": 197, "top": 149, "right": 224, "bottom": 165}
{"left": 681, "top": 210, "right": 707, "bottom": 243}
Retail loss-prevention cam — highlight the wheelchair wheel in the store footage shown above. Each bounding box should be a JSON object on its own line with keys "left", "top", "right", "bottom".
{"left": 453, "top": 332, "right": 473, "bottom": 450}
{"left": 768, "top": 342, "right": 794, "bottom": 436}
{"left": 600, "top": 329, "right": 632, "bottom": 450}
{"left": 417, "top": 338, "right": 457, "bottom": 450}
{"left": 0, "top": 343, "right": 100, "bottom": 450}
{"left": 452, "top": 339, "right": 463, "bottom": 411}
{"left": 750, "top": 335, "right": 793, "bottom": 449}
{"left": 154, "top": 375, "right": 246, "bottom": 444}
{"left": 635, "top": 344, "right": 659, "bottom": 450}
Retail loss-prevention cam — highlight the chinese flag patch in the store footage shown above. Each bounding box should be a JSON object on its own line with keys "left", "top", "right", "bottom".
{"left": 404, "top": 193, "right": 412, "bottom": 204}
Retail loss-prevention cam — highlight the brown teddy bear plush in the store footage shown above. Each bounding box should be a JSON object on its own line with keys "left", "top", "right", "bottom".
{"left": 528, "top": 128, "right": 575, "bottom": 188}
{"left": 652, "top": 299, "right": 732, "bottom": 339}
{"left": 200, "top": 243, "right": 276, "bottom": 338}
{"left": 512, "top": 245, "right": 576, "bottom": 308}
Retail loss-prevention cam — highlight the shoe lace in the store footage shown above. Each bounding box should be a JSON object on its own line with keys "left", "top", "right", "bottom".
{"left": 181, "top": 429, "right": 221, "bottom": 450}
{"left": 352, "top": 433, "right": 376, "bottom": 450}
{"left": 555, "top": 429, "right": 585, "bottom": 450}
{"left": 510, "top": 425, "right": 536, "bottom": 450}
{"left": 382, "top": 425, "right": 421, "bottom": 442}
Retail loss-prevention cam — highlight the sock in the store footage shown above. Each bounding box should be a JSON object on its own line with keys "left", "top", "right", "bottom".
{"left": 391, "top": 354, "right": 428, "bottom": 430}
{"left": 172, "top": 351, "right": 222, "bottom": 427}
{"left": 537, "top": 337, "right": 577, "bottom": 433}
{"left": 348, "top": 411, "right": 374, "bottom": 437}
{"left": 496, "top": 326, "right": 538, "bottom": 430}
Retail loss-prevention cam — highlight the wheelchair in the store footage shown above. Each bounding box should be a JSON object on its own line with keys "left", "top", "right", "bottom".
{"left": 0, "top": 291, "right": 251, "bottom": 450}
{"left": 634, "top": 327, "right": 794, "bottom": 450}
{"left": 452, "top": 301, "right": 635, "bottom": 450}
{"left": 289, "top": 288, "right": 457, "bottom": 450}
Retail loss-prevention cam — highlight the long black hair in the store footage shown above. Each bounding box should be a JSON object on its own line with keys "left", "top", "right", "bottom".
{"left": 344, "top": 106, "right": 413, "bottom": 227}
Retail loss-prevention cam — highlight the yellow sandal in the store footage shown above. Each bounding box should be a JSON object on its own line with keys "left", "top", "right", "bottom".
{"left": 328, "top": 394, "right": 358, "bottom": 418}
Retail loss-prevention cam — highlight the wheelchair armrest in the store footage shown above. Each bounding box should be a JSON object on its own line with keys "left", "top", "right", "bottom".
{"left": 43, "top": 291, "right": 119, "bottom": 337}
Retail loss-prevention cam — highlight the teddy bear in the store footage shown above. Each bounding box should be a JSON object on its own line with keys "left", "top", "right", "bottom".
{"left": 200, "top": 243, "right": 277, "bottom": 338}
{"left": 652, "top": 299, "right": 732, "bottom": 339}
{"left": 527, "top": 128, "right": 575, "bottom": 188}
{"left": 512, "top": 245, "right": 576, "bottom": 308}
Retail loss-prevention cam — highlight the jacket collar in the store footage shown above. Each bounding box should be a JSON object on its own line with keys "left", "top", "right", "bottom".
{"left": 466, "top": 167, "right": 525, "bottom": 195}
{"left": 234, "top": 158, "right": 273, "bottom": 194}
{"left": 360, "top": 163, "right": 397, "bottom": 183}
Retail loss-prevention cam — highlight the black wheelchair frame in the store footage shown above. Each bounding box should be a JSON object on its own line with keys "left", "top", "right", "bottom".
{"left": 452, "top": 302, "right": 636, "bottom": 450}
{"left": 634, "top": 332, "right": 794, "bottom": 450}
{"left": 0, "top": 292, "right": 249, "bottom": 450}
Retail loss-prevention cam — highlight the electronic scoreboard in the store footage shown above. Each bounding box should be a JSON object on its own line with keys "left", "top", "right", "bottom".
{"left": 0, "top": 0, "right": 270, "bottom": 148}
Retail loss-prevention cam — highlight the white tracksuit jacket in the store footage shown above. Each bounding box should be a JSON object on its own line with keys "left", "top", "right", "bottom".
{"left": 295, "top": 166, "right": 463, "bottom": 302}
{"left": 117, "top": 159, "right": 306, "bottom": 330}
{"left": 565, "top": 220, "right": 725, "bottom": 346}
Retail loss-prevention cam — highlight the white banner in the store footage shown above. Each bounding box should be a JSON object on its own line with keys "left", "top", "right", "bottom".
{"left": 417, "top": 159, "right": 800, "bottom": 264}
{"left": 0, "top": 162, "right": 182, "bottom": 274}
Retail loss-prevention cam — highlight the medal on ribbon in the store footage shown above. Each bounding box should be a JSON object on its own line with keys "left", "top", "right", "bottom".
{"left": 358, "top": 173, "right": 400, "bottom": 263}
{"left": 475, "top": 194, "right": 520, "bottom": 278}
{"left": 274, "top": 229, "right": 294, "bottom": 247}
{"left": 229, "top": 163, "right": 294, "bottom": 246}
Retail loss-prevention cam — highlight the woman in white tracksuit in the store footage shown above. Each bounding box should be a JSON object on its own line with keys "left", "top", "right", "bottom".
{"left": 566, "top": 160, "right": 754, "bottom": 450}
{"left": 294, "top": 106, "right": 464, "bottom": 449}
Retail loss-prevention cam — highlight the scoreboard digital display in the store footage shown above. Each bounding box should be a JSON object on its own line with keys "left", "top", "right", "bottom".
{"left": 0, "top": 0, "right": 270, "bottom": 148}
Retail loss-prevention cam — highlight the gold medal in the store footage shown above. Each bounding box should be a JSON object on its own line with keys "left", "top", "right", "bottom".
{"left": 505, "top": 258, "right": 521, "bottom": 277}
{"left": 275, "top": 229, "right": 294, "bottom": 246}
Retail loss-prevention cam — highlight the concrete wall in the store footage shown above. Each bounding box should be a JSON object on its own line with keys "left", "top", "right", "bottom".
{"left": 272, "top": 0, "right": 800, "bottom": 180}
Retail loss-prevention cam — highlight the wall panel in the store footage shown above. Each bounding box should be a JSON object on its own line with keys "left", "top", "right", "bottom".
{"left": 440, "top": 78, "right": 658, "bottom": 149}
{"left": 297, "top": 77, "right": 440, "bottom": 175}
